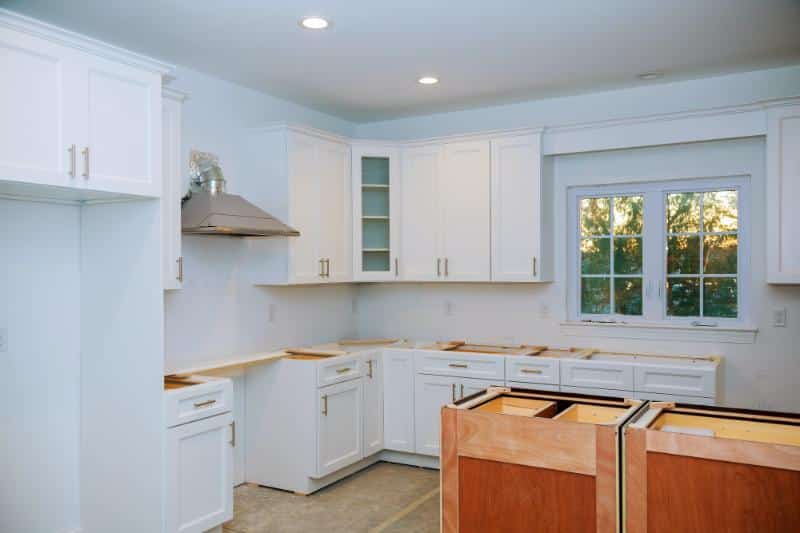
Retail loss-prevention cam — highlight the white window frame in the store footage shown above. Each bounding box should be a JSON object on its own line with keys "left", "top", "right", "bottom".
{"left": 567, "top": 176, "right": 750, "bottom": 326}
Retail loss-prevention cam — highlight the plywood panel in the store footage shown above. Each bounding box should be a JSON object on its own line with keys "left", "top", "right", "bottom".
{"left": 458, "top": 457, "right": 596, "bottom": 533}
{"left": 441, "top": 407, "right": 458, "bottom": 533}
{"left": 624, "top": 427, "right": 647, "bottom": 533}
{"left": 646, "top": 452, "right": 800, "bottom": 533}
{"left": 594, "top": 425, "right": 616, "bottom": 533}
{"left": 457, "top": 410, "right": 597, "bottom": 475}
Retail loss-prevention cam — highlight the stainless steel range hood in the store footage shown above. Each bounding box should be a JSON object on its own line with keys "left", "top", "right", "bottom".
{"left": 181, "top": 151, "right": 299, "bottom": 237}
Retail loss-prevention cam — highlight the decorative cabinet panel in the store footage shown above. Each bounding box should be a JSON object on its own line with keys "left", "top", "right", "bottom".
{"left": 491, "top": 133, "right": 551, "bottom": 281}
{"left": 316, "top": 379, "right": 363, "bottom": 478}
{"left": 352, "top": 144, "right": 400, "bottom": 281}
{"left": 766, "top": 104, "right": 800, "bottom": 283}
{"left": 162, "top": 89, "right": 186, "bottom": 290}
{"left": 383, "top": 350, "right": 416, "bottom": 453}
{"left": 243, "top": 126, "right": 352, "bottom": 285}
{"left": 0, "top": 21, "right": 165, "bottom": 197}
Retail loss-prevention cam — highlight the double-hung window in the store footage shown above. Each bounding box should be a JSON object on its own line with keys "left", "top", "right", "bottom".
{"left": 568, "top": 177, "right": 748, "bottom": 325}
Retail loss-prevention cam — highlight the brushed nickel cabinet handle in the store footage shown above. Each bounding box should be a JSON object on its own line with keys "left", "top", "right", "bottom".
{"left": 533, "top": 256, "right": 538, "bottom": 277}
{"left": 194, "top": 399, "right": 216, "bottom": 408}
{"left": 445, "top": 258, "right": 449, "bottom": 277}
{"left": 319, "top": 258, "right": 325, "bottom": 277}
{"left": 448, "top": 363, "right": 468, "bottom": 369}
{"left": 521, "top": 368, "right": 543, "bottom": 374}
{"left": 460, "top": 383, "right": 464, "bottom": 399}
{"left": 81, "top": 147, "right": 89, "bottom": 178}
{"left": 68, "top": 145, "right": 76, "bottom": 177}
{"left": 451, "top": 383, "right": 456, "bottom": 402}
{"left": 336, "top": 367, "right": 352, "bottom": 374}
{"left": 394, "top": 258, "right": 399, "bottom": 277}
{"left": 322, "top": 394, "right": 328, "bottom": 416}
{"left": 230, "top": 421, "right": 236, "bottom": 447}
{"left": 325, "top": 258, "right": 331, "bottom": 278}
{"left": 176, "top": 256, "right": 183, "bottom": 282}
{"left": 437, "top": 258, "right": 441, "bottom": 277}
{"left": 367, "top": 360, "right": 373, "bottom": 378}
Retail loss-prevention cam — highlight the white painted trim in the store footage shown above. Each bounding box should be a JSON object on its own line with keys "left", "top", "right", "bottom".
{"left": 247, "top": 122, "right": 352, "bottom": 145}
{"left": 560, "top": 321, "right": 757, "bottom": 344}
{"left": 162, "top": 86, "right": 189, "bottom": 102}
{"left": 0, "top": 8, "right": 174, "bottom": 75}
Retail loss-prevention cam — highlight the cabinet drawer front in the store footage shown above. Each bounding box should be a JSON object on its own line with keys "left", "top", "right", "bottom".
{"left": 560, "top": 360, "right": 634, "bottom": 391}
{"left": 415, "top": 351, "right": 505, "bottom": 380}
{"left": 317, "top": 355, "right": 363, "bottom": 388}
{"left": 634, "top": 364, "right": 716, "bottom": 398}
{"left": 506, "top": 358, "right": 559, "bottom": 384}
{"left": 631, "top": 390, "right": 717, "bottom": 406}
{"left": 164, "top": 379, "right": 233, "bottom": 428}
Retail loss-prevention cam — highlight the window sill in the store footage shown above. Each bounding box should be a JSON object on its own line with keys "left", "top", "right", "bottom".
{"left": 560, "top": 321, "right": 758, "bottom": 344}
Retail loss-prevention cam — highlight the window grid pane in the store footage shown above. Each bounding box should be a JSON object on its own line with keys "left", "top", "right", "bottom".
{"left": 665, "top": 189, "right": 738, "bottom": 319}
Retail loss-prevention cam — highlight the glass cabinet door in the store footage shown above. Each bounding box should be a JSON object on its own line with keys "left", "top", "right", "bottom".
{"left": 352, "top": 146, "right": 399, "bottom": 280}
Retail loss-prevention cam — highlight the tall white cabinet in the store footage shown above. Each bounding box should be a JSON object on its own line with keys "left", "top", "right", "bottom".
{"left": 162, "top": 88, "right": 186, "bottom": 290}
{"left": 766, "top": 104, "right": 800, "bottom": 284}
{"left": 490, "top": 132, "right": 552, "bottom": 281}
{"left": 0, "top": 17, "right": 164, "bottom": 197}
{"left": 242, "top": 125, "right": 352, "bottom": 285}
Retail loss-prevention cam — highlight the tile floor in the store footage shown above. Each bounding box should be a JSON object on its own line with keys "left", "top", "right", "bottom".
{"left": 223, "top": 462, "right": 440, "bottom": 533}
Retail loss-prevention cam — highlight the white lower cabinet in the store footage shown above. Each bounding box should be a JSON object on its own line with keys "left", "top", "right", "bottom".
{"left": 316, "top": 379, "right": 364, "bottom": 478}
{"left": 383, "top": 350, "right": 416, "bottom": 453}
{"left": 165, "top": 412, "right": 234, "bottom": 533}
{"left": 362, "top": 352, "right": 384, "bottom": 457}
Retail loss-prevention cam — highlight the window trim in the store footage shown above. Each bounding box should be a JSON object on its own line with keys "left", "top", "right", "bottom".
{"left": 567, "top": 176, "right": 750, "bottom": 326}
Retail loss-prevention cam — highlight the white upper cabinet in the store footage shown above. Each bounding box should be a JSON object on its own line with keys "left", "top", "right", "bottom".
{"left": 490, "top": 133, "right": 551, "bottom": 282}
{"left": 399, "top": 145, "right": 442, "bottom": 281}
{"left": 766, "top": 104, "right": 800, "bottom": 284}
{"left": 0, "top": 15, "right": 169, "bottom": 197}
{"left": 352, "top": 144, "right": 400, "bottom": 281}
{"left": 162, "top": 89, "right": 186, "bottom": 290}
{"left": 243, "top": 126, "right": 352, "bottom": 285}
{"left": 439, "top": 140, "right": 491, "bottom": 281}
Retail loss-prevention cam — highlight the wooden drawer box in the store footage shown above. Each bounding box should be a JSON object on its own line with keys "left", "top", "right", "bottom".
{"left": 415, "top": 350, "right": 505, "bottom": 381}
{"left": 164, "top": 375, "right": 233, "bottom": 428}
{"left": 624, "top": 403, "right": 800, "bottom": 533}
{"left": 442, "top": 387, "right": 644, "bottom": 533}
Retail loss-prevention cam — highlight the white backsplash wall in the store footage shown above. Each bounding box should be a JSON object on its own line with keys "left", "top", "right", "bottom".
{"left": 164, "top": 65, "right": 358, "bottom": 372}
{"left": 357, "top": 138, "right": 800, "bottom": 413}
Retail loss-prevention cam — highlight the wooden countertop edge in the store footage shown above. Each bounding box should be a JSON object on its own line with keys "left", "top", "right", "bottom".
{"left": 165, "top": 351, "right": 286, "bottom": 377}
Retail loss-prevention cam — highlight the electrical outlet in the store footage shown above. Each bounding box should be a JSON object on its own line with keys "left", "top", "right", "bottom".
{"left": 773, "top": 307, "right": 787, "bottom": 327}
{"left": 444, "top": 301, "right": 454, "bottom": 316}
{"left": 352, "top": 297, "right": 358, "bottom": 315}
{"left": 540, "top": 304, "right": 551, "bottom": 318}
{"left": 0, "top": 328, "right": 7, "bottom": 352}
{"left": 268, "top": 304, "right": 277, "bottom": 323}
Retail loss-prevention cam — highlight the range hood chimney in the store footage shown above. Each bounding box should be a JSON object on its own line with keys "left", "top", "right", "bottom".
{"left": 181, "top": 151, "right": 299, "bottom": 237}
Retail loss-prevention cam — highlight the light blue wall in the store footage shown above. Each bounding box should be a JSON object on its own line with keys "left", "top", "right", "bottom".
{"left": 355, "top": 65, "right": 800, "bottom": 139}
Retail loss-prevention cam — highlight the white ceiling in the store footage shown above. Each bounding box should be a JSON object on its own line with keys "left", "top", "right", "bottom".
{"left": 5, "top": 0, "right": 800, "bottom": 122}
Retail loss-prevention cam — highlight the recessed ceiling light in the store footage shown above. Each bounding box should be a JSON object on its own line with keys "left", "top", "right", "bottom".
{"left": 637, "top": 72, "right": 663, "bottom": 81}
{"left": 300, "top": 16, "right": 329, "bottom": 30}
{"left": 418, "top": 76, "right": 439, "bottom": 85}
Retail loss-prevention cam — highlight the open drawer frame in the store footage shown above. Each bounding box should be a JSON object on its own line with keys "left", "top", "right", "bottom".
{"left": 624, "top": 403, "right": 800, "bottom": 533}
{"left": 441, "top": 386, "right": 645, "bottom": 533}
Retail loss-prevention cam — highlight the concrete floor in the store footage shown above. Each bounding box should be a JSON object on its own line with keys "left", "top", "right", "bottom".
{"left": 223, "top": 462, "right": 440, "bottom": 533}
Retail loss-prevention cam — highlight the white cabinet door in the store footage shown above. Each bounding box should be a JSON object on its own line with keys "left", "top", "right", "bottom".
{"left": 414, "top": 374, "right": 457, "bottom": 456}
{"left": 362, "top": 353, "right": 384, "bottom": 457}
{"left": 317, "top": 379, "right": 363, "bottom": 478}
{"left": 288, "top": 132, "right": 323, "bottom": 284}
{"left": 383, "top": 350, "right": 416, "bottom": 453}
{"left": 491, "top": 134, "right": 549, "bottom": 281}
{"left": 318, "top": 139, "right": 352, "bottom": 282}
{"left": 162, "top": 92, "right": 184, "bottom": 290}
{"left": 400, "top": 145, "right": 442, "bottom": 281}
{"left": 0, "top": 27, "right": 83, "bottom": 189}
{"left": 165, "top": 413, "right": 234, "bottom": 533}
{"left": 767, "top": 104, "right": 800, "bottom": 283}
{"left": 439, "top": 141, "right": 491, "bottom": 281}
{"left": 80, "top": 53, "right": 162, "bottom": 197}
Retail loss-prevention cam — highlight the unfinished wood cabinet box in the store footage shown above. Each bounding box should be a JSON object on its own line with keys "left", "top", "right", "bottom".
{"left": 441, "top": 386, "right": 645, "bottom": 533}
{"left": 624, "top": 403, "right": 800, "bottom": 533}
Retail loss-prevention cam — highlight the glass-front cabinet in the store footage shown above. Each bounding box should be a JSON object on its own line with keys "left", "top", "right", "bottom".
{"left": 352, "top": 145, "right": 400, "bottom": 281}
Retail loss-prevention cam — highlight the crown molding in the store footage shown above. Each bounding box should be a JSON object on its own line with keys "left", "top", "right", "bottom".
{"left": 248, "top": 122, "right": 353, "bottom": 145}
{"left": 0, "top": 8, "right": 174, "bottom": 75}
{"left": 162, "top": 86, "right": 189, "bottom": 102}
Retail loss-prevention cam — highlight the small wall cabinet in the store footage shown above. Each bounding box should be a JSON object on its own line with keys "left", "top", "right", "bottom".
{"left": 766, "top": 104, "right": 800, "bottom": 284}
{"left": 162, "top": 89, "right": 186, "bottom": 290}
{"left": 352, "top": 145, "right": 400, "bottom": 281}
{"left": 242, "top": 125, "right": 352, "bottom": 285}
{"left": 490, "top": 132, "right": 551, "bottom": 281}
{"left": 0, "top": 20, "right": 166, "bottom": 197}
